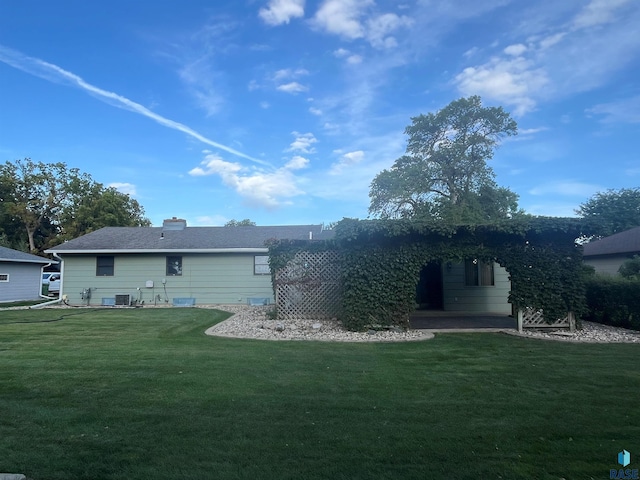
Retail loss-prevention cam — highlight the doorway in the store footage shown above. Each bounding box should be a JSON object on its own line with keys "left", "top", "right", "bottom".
{"left": 415, "top": 261, "right": 444, "bottom": 310}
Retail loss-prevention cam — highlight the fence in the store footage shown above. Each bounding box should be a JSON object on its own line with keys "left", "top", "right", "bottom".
{"left": 274, "top": 250, "right": 342, "bottom": 320}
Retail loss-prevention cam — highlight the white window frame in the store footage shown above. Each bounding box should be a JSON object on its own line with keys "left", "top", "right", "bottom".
{"left": 254, "top": 255, "right": 270, "bottom": 275}
{"left": 0, "top": 273, "right": 9, "bottom": 282}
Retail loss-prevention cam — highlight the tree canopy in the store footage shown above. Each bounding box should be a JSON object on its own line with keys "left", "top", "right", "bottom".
{"left": 224, "top": 219, "right": 257, "bottom": 227}
{"left": 369, "top": 96, "right": 520, "bottom": 223}
{"left": 0, "top": 158, "right": 150, "bottom": 254}
{"left": 577, "top": 188, "right": 640, "bottom": 238}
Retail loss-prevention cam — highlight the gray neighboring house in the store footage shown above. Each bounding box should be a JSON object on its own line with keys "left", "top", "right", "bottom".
{"left": 583, "top": 226, "right": 640, "bottom": 275}
{"left": 0, "top": 246, "right": 55, "bottom": 303}
{"left": 45, "top": 218, "right": 334, "bottom": 307}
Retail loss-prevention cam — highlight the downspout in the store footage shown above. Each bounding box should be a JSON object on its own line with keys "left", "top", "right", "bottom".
{"left": 39, "top": 262, "right": 54, "bottom": 300}
{"left": 32, "top": 253, "right": 64, "bottom": 308}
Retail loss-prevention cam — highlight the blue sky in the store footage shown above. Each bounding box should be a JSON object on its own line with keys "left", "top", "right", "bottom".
{"left": 1, "top": 1, "right": 639, "bottom": 227}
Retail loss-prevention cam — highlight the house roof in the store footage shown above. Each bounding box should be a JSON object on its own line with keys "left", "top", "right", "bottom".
{"left": 46, "top": 224, "right": 335, "bottom": 254}
{"left": 583, "top": 226, "right": 640, "bottom": 257}
{"left": 0, "top": 246, "right": 55, "bottom": 264}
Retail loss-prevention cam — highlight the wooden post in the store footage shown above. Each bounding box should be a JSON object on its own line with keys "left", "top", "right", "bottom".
{"left": 517, "top": 309, "right": 523, "bottom": 333}
{"left": 568, "top": 311, "right": 575, "bottom": 332}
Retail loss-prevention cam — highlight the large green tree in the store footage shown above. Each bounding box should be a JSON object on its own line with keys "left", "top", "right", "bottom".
{"left": 0, "top": 158, "right": 150, "bottom": 253}
{"left": 369, "top": 96, "right": 520, "bottom": 222}
{"left": 577, "top": 188, "right": 640, "bottom": 238}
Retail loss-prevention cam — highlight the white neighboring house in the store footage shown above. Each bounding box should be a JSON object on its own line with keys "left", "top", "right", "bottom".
{"left": 583, "top": 226, "right": 640, "bottom": 275}
{"left": 0, "top": 246, "right": 56, "bottom": 303}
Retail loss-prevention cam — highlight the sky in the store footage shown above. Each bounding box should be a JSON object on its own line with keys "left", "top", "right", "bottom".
{"left": 1, "top": 0, "right": 639, "bottom": 227}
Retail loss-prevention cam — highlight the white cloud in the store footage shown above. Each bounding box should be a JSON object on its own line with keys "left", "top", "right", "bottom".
{"left": 572, "top": 0, "right": 631, "bottom": 29}
{"left": 365, "top": 13, "right": 412, "bottom": 49}
{"left": 312, "top": 1, "right": 410, "bottom": 49}
{"left": 333, "top": 48, "right": 350, "bottom": 58}
{"left": 273, "top": 68, "right": 309, "bottom": 81}
{"left": 333, "top": 48, "right": 363, "bottom": 64}
{"left": 538, "top": 33, "right": 565, "bottom": 50}
{"left": 259, "top": 0, "right": 305, "bottom": 26}
{"left": 287, "top": 132, "right": 318, "bottom": 153}
{"left": 0, "top": 45, "right": 267, "bottom": 166}
{"left": 285, "top": 155, "right": 310, "bottom": 170}
{"left": 529, "top": 181, "right": 602, "bottom": 197}
{"left": 330, "top": 150, "right": 364, "bottom": 175}
{"left": 311, "top": 0, "right": 372, "bottom": 39}
{"left": 455, "top": 56, "right": 548, "bottom": 115}
{"left": 178, "top": 57, "right": 224, "bottom": 116}
{"left": 309, "top": 106, "right": 323, "bottom": 115}
{"left": 109, "top": 182, "right": 137, "bottom": 196}
{"left": 586, "top": 95, "right": 640, "bottom": 124}
{"left": 277, "top": 81, "right": 308, "bottom": 94}
{"left": 188, "top": 154, "right": 304, "bottom": 208}
{"left": 504, "top": 43, "right": 527, "bottom": 56}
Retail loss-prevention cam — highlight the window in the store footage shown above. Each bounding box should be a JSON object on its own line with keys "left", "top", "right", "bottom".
{"left": 254, "top": 255, "right": 270, "bottom": 275}
{"left": 0, "top": 273, "right": 9, "bottom": 282}
{"left": 166, "top": 256, "right": 182, "bottom": 276}
{"left": 96, "top": 256, "right": 114, "bottom": 276}
{"left": 465, "top": 259, "right": 494, "bottom": 286}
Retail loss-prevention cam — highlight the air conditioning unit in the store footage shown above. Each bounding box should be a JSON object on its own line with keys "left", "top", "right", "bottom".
{"left": 115, "top": 294, "right": 131, "bottom": 306}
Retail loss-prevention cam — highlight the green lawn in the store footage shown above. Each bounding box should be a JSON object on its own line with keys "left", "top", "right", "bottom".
{"left": 0, "top": 307, "right": 638, "bottom": 480}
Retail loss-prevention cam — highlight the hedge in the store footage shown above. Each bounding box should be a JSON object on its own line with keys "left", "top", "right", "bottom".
{"left": 584, "top": 275, "right": 640, "bottom": 330}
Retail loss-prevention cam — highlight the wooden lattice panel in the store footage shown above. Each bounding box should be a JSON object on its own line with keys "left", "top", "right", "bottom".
{"left": 275, "top": 250, "right": 342, "bottom": 320}
{"left": 519, "top": 308, "right": 574, "bottom": 330}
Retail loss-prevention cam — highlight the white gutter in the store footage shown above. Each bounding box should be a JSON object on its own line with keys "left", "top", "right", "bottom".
{"left": 45, "top": 248, "right": 269, "bottom": 254}
{"left": 39, "top": 262, "right": 54, "bottom": 300}
{"left": 30, "top": 296, "right": 62, "bottom": 308}
{"left": 32, "top": 253, "right": 64, "bottom": 308}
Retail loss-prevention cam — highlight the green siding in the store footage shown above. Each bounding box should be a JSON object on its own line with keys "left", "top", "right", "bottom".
{"left": 59, "top": 253, "right": 273, "bottom": 306}
{"left": 584, "top": 255, "right": 627, "bottom": 276}
{"left": 442, "top": 262, "right": 511, "bottom": 314}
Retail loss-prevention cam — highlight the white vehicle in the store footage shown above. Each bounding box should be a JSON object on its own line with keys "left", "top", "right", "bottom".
{"left": 47, "top": 274, "right": 61, "bottom": 295}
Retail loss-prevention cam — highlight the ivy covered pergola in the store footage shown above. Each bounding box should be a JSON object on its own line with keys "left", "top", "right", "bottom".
{"left": 268, "top": 217, "right": 586, "bottom": 332}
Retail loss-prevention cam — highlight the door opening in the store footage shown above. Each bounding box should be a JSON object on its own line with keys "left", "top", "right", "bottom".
{"left": 415, "top": 261, "right": 444, "bottom": 310}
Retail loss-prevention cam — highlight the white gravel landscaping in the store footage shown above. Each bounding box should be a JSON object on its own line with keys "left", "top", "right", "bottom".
{"left": 205, "top": 305, "right": 640, "bottom": 343}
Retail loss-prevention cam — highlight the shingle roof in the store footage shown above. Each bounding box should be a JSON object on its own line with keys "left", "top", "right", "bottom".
{"left": 0, "top": 246, "right": 55, "bottom": 264}
{"left": 46, "top": 225, "right": 335, "bottom": 253}
{"left": 583, "top": 226, "right": 640, "bottom": 257}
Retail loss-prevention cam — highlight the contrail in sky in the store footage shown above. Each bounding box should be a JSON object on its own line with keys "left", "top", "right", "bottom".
{"left": 0, "top": 45, "right": 270, "bottom": 166}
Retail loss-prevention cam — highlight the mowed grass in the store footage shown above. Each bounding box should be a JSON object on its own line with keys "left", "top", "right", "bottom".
{"left": 0, "top": 308, "right": 638, "bottom": 480}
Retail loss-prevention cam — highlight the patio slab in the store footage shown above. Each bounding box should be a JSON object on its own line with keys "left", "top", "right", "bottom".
{"left": 409, "top": 311, "right": 517, "bottom": 330}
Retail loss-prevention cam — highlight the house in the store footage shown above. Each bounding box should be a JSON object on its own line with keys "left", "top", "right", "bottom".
{"left": 45, "top": 218, "right": 334, "bottom": 306}
{"left": 583, "top": 226, "right": 640, "bottom": 275}
{"left": 0, "top": 246, "right": 55, "bottom": 303}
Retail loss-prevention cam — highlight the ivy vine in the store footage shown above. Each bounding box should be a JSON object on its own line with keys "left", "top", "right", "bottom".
{"left": 267, "top": 218, "right": 587, "bottom": 331}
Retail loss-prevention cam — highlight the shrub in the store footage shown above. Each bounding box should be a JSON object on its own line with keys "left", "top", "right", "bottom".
{"left": 584, "top": 275, "right": 640, "bottom": 330}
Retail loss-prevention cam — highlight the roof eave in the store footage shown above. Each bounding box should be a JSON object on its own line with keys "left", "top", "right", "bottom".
{"left": 45, "top": 248, "right": 269, "bottom": 254}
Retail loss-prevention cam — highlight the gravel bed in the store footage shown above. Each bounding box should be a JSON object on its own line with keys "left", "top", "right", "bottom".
{"left": 204, "top": 305, "right": 434, "bottom": 342}
{"left": 205, "top": 305, "right": 640, "bottom": 343}
{"left": 509, "top": 320, "right": 640, "bottom": 343}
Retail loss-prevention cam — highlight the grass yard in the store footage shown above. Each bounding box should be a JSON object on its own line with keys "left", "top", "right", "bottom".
{"left": 0, "top": 307, "right": 638, "bottom": 480}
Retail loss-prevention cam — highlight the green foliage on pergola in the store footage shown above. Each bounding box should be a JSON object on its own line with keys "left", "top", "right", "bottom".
{"left": 268, "top": 217, "right": 586, "bottom": 331}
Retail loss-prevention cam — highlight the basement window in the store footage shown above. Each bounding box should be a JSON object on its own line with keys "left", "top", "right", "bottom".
{"left": 465, "top": 259, "right": 494, "bottom": 286}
